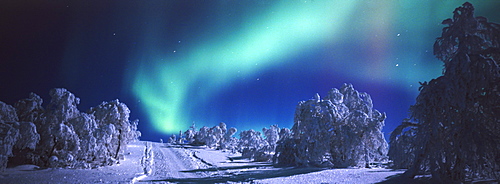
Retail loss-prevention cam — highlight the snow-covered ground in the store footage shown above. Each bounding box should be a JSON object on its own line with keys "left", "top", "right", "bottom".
{"left": 0, "top": 141, "right": 410, "bottom": 183}
{"left": 143, "top": 144, "right": 407, "bottom": 184}
{"left": 0, "top": 141, "right": 146, "bottom": 183}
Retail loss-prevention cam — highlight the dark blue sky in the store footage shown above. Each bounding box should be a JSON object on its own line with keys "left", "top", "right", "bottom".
{"left": 1, "top": 1, "right": 499, "bottom": 141}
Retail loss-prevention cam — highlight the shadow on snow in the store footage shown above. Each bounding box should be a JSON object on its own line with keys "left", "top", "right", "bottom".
{"left": 140, "top": 166, "right": 325, "bottom": 183}
{"left": 375, "top": 173, "right": 433, "bottom": 184}
{"left": 180, "top": 163, "right": 273, "bottom": 173}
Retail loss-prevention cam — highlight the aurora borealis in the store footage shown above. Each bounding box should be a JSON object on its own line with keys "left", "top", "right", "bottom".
{"left": 1, "top": 1, "right": 499, "bottom": 141}
{"left": 131, "top": 1, "right": 358, "bottom": 134}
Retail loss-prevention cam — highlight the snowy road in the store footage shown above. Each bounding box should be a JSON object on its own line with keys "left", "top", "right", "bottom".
{"left": 1, "top": 142, "right": 408, "bottom": 183}
{"left": 139, "top": 144, "right": 407, "bottom": 183}
{"left": 0, "top": 141, "right": 207, "bottom": 184}
{"left": 140, "top": 143, "right": 205, "bottom": 181}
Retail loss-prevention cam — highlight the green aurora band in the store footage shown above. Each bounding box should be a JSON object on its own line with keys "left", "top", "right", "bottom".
{"left": 129, "top": 1, "right": 499, "bottom": 135}
{"left": 131, "top": 1, "right": 358, "bottom": 134}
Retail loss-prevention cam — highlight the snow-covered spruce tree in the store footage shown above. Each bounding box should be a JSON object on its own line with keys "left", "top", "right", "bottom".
{"left": 275, "top": 84, "right": 388, "bottom": 167}
{"left": 391, "top": 3, "right": 500, "bottom": 182}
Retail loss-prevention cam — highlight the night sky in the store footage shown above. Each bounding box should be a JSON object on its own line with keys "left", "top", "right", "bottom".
{"left": 1, "top": 1, "right": 499, "bottom": 141}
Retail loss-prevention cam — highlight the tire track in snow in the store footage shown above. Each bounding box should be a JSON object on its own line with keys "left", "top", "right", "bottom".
{"left": 139, "top": 143, "right": 201, "bottom": 181}
{"left": 132, "top": 141, "right": 153, "bottom": 183}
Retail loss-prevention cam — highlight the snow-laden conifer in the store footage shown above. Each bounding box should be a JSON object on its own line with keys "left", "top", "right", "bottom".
{"left": 390, "top": 2, "right": 500, "bottom": 182}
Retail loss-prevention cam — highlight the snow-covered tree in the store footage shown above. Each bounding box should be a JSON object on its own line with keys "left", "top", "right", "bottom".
{"left": 188, "top": 123, "right": 227, "bottom": 148}
{"left": 238, "top": 129, "right": 269, "bottom": 160}
{"left": 183, "top": 129, "right": 195, "bottom": 144}
{"left": 272, "top": 127, "right": 294, "bottom": 165}
{"left": 220, "top": 127, "right": 238, "bottom": 152}
{"left": 183, "top": 122, "right": 237, "bottom": 151}
{"left": 278, "top": 128, "right": 291, "bottom": 140}
{"left": 272, "top": 132, "right": 296, "bottom": 166}
{"left": 275, "top": 84, "right": 388, "bottom": 167}
{"left": 0, "top": 121, "right": 39, "bottom": 170}
{"left": 391, "top": 3, "right": 500, "bottom": 182}
{"left": 388, "top": 119, "right": 417, "bottom": 169}
{"left": 89, "top": 99, "right": 141, "bottom": 162}
{"left": 35, "top": 88, "right": 82, "bottom": 167}
{"left": 168, "top": 134, "right": 177, "bottom": 144}
{"left": 193, "top": 126, "right": 209, "bottom": 146}
{"left": 219, "top": 122, "right": 227, "bottom": 136}
{"left": 0, "top": 88, "right": 140, "bottom": 170}
{"left": 208, "top": 125, "right": 224, "bottom": 148}
{"left": 177, "top": 130, "right": 185, "bottom": 144}
{"left": 14, "top": 93, "right": 45, "bottom": 124}
{"left": 183, "top": 123, "right": 197, "bottom": 144}
{"left": 0, "top": 102, "right": 21, "bottom": 171}
{"left": 262, "top": 125, "right": 280, "bottom": 153}
{"left": 8, "top": 93, "right": 43, "bottom": 167}
{"left": 70, "top": 112, "right": 98, "bottom": 166}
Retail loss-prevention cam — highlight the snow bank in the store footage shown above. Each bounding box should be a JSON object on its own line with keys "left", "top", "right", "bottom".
{"left": 0, "top": 141, "right": 146, "bottom": 184}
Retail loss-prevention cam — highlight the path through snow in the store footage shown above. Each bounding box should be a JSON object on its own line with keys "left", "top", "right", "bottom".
{"left": 1, "top": 141, "right": 411, "bottom": 183}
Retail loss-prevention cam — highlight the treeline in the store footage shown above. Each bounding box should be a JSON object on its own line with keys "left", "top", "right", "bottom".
{"left": 169, "top": 83, "right": 389, "bottom": 168}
